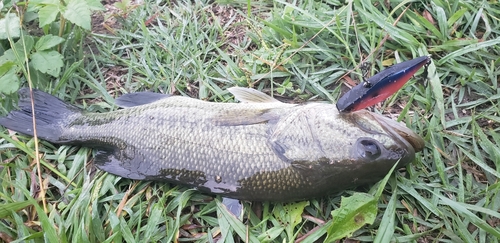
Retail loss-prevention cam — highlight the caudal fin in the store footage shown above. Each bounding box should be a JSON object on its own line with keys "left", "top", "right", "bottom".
{"left": 0, "top": 88, "right": 82, "bottom": 143}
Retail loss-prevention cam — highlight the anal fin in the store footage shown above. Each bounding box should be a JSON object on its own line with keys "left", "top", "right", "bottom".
{"left": 221, "top": 197, "right": 243, "bottom": 220}
{"left": 93, "top": 150, "right": 146, "bottom": 180}
{"left": 211, "top": 109, "right": 277, "bottom": 126}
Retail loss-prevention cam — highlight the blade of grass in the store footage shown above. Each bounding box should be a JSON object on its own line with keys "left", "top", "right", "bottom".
{"left": 373, "top": 183, "right": 398, "bottom": 243}
{"left": 216, "top": 199, "right": 259, "bottom": 243}
{"left": 0, "top": 201, "right": 33, "bottom": 218}
{"left": 430, "top": 190, "right": 500, "bottom": 238}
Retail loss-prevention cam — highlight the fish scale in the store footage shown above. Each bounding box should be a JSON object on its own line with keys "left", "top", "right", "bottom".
{"left": 0, "top": 88, "right": 424, "bottom": 201}
{"left": 65, "top": 98, "right": 291, "bottom": 190}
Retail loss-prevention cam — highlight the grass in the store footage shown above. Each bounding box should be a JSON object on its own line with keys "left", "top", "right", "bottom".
{"left": 1, "top": 0, "right": 500, "bottom": 242}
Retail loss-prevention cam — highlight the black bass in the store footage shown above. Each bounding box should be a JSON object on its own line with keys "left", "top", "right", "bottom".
{"left": 0, "top": 88, "right": 424, "bottom": 201}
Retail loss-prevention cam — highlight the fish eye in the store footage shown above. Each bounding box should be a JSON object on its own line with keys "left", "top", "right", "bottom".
{"left": 355, "top": 138, "right": 381, "bottom": 159}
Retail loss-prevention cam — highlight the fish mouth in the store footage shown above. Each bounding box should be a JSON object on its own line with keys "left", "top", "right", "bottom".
{"left": 349, "top": 110, "right": 424, "bottom": 166}
{"left": 370, "top": 112, "right": 425, "bottom": 153}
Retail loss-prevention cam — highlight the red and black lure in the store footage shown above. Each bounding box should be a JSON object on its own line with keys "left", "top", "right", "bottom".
{"left": 336, "top": 56, "right": 431, "bottom": 113}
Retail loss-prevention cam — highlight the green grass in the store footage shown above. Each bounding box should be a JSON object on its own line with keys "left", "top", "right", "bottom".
{"left": 1, "top": 0, "right": 500, "bottom": 242}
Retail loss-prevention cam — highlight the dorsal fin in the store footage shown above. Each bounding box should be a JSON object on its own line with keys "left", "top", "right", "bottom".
{"left": 228, "top": 87, "right": 281, "bottom": 103}
{"left": 115, "top": 92, "right": 171, "bottom": 108}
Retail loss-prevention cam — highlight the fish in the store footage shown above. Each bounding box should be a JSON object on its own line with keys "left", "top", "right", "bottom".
{"left": 337, "top": 56, "right": 431, "bottom": 112}
{"left": 0, "top": 87, "right": 424, "bottom": 201}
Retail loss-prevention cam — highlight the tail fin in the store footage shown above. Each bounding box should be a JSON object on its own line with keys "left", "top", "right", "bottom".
{"left": 0, "top": 88, "right": 82, "bottom": 143}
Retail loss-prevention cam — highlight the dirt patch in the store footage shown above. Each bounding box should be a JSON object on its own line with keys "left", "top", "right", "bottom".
{"left": 208, "top": 4, "right": 249, "bottom": 52}
{"left": 92, "top": 0, "right": 123, "bottom": 35}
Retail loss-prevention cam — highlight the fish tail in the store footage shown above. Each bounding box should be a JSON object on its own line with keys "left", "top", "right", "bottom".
{"left": 0, "top": 88, "right": 82, "bottom": 143}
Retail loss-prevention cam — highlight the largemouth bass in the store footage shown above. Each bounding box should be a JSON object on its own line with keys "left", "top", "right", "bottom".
{"left": 0, "top": 87, "right": 424, "bottom": 201}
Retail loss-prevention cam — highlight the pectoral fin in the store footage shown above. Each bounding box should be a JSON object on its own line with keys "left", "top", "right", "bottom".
{"left": 211, "top": 109, "right": 277, "bottom": 126}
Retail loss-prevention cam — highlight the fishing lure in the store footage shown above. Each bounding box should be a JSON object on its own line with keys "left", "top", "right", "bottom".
{"left": 337, "top": 56, "right": 431, "bottom": 112}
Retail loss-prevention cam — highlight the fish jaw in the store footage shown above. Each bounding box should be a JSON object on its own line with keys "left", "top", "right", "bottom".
{"left": 346, "top": 110, "right": 424, "bottom": 168}
{"left": 337, "top": 56, "right": 431, "bottom": 112}
{"left": 369, "top": 111, "right": 425, "bottom": 153}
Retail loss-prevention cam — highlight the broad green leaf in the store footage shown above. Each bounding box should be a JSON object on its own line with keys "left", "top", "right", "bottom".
{"left": 0, "top": 35, "right": 35, "bottom": 65}
{"left": 326, "top": 193, "right": 377, "bottom": 242}
{"left": 272, "top": 201, "right": 309, "bottom": 241}
{"left": 62, "top": 0, "right": 91, "bottom": 30}
{"left": 30, "top": 0, "right": 59, "bottom": 4}
{"left": 0, "top": 49, "right": 18, "bottom": 65}
{"left": 0, "top": 13, "right": 20, "bottom": 39}
{"left": 84, "top": 0, "right": 105, "bottom": 11}
{"left": 0, "top": 68, "right": 20, "bottom": 94}
{"left": 0, "top": 61, "right": 16, "bottom": 76}
{"left": 258, "top": 227, "right": 284, "bottom": 242}
{"left": 38, "top": 5, "right": 60, "bottom": 27}
{"left": 35, "top": 34, "right": 65, "bottom": 51}
{"left": 114, "top": 0, "right": 131, "bottom": 11}
{"left": 31, "top": 50, "right": 63, "bottom": 77}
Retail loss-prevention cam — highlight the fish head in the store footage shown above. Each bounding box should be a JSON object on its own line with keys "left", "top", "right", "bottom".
{"left": 310, "top": 109, "right": 425, "bottom": 192}
{"left": 280, "top": 106, "right": 425, "bottom": 196}
{"left": 340, "top": 109, "right": 424, "bottom": 169}
{"left": 275, "top": 104, "right": 424, "bottom": 170}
